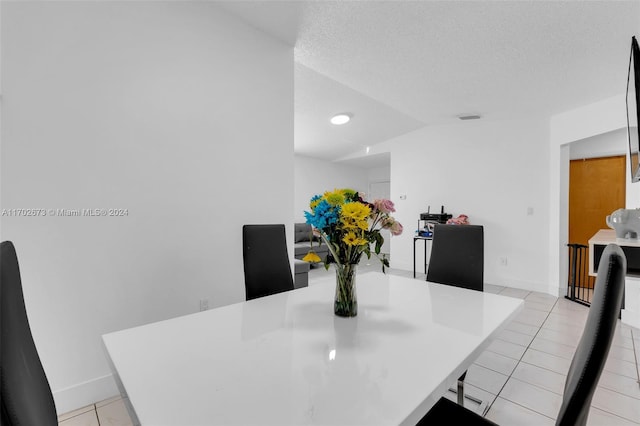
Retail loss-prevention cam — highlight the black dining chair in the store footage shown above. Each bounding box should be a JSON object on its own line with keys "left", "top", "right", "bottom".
{"left": 242, "top": 224, "right": 295, "bottom": 301}
{"left": 417, "top": 243, "right": 627, "bottom": 426}
{"left": 426, "top": 224, "right": 484, "bottom": 407}
{"left": 1, "top": 241, "right": 58, "bottom": 426}
{"left": 427, "top": 224, "right": 484, "bottom": 291}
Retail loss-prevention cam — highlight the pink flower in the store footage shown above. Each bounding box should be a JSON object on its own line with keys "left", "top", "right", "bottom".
{"left": 390, "top": 221, "right": 403, "bottom": 236}
{"left": 373, "top": 199, "right": 396, "bottom": 214}
{"left": 382, "top": 217, "right": 403, "bottom": 236}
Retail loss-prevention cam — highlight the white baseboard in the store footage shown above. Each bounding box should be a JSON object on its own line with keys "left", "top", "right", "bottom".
{"left": 53, "top": 373, "right": 119, "bottom": 414}
{"left": 496, "top": 278, "right": 550, "bottom": 295}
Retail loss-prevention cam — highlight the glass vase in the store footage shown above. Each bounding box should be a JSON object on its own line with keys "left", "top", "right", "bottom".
{"left": 334, "top": 263, "right": 357, "bottom": 317}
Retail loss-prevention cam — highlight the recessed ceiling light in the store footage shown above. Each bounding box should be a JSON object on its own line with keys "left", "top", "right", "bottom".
{"left": 330, "top": 113, "right": 352, "bottom": 125}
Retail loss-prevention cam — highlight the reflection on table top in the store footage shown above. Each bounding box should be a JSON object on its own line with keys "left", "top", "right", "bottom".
{"left": 102, "top": 272, "right": 523, "bottom": 426}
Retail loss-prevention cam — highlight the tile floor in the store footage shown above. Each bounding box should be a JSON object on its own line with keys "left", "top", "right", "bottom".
{"left": 58, "top": 263, "right": 640, "bottom": 425}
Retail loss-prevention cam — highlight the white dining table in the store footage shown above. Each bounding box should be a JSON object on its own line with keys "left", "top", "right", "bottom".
{"left": 102, "top": 272, "right": 523, "bottom": 426}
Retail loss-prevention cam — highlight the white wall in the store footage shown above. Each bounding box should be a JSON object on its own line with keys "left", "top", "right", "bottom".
{"left": 381, "top": 119, "right": 550, "bottom": 291}
{"left": 1, "top": 2, "right": 293, "bottom": 413}
{"left": 294, "top": 155, "right": 368, "bottom": 222}
{"left": 569, "top": 128, "right": 627, "bottom": 160}
{"left": 367, "top": 165, "right": 391, "bottom": 184}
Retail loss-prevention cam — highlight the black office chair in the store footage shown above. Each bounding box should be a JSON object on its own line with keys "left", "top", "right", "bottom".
{"left": 242, "top": 224, "right": 295, "bottom": 301}
{"left": 427, "top": 224, "right": 484, "bottom": 291}
{"left": 1, "top": 241, "right": 58, "bottom": 425}
{"left": 426, "top": 224, "right": 484, "bottom": 407}
{"left": 418, "top": 243, "right": 627, "bottom": 426}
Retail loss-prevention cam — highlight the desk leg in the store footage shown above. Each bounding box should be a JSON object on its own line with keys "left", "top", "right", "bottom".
{"left": 413, "top": 239, "right": 416, "bottom": 278}
{"left": 424, "top": 239, "right": 427, "bottom": 276}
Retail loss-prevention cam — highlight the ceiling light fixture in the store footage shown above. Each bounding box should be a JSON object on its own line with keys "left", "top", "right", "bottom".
{"left": 330, "top": 113, "right": 352, "bottom": 125}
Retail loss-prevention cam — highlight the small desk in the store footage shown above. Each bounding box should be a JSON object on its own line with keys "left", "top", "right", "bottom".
{"left": 103, "top": 272, "right": 522, "bottom": 426}
{"left": 413, "top": 236, "right": 433, "bottom": 278}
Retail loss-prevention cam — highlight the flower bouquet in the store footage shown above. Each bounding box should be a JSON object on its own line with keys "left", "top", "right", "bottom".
{"left": 302, "top": 189, "right": 402, "bottom": 316}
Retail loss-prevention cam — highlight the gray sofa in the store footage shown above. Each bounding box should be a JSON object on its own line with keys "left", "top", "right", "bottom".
{"left": 293, "top": 259, "right": 310, "bottom": 288}
{"left": 294, "top": 223, "right": 329, "bottom": 266}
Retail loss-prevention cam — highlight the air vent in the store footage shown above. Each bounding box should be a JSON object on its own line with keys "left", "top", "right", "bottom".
{"left": 458, "top": 114, "right": 482, "bottom": 121}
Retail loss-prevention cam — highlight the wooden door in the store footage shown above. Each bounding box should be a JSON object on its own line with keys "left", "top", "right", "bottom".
{"left": 569, "top": 156, "right": 625, "bottom": 291}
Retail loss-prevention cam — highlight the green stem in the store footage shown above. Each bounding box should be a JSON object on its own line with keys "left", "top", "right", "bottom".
{"left": 319, "top": 233, "right": 342, "bottom": 267}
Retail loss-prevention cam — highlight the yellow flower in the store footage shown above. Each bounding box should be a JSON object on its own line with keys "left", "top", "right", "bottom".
{"left": 341, "top": 202, "right": 371, "bottom": 221}
{"left": 340, "top": 217, "right": 370, "bottom": 231}
{"left": 342, "top": 231, "right": 368, "bottom": 247}
{"left": 356, "top": 219, "right": 369, "bottom": 230}
{"left": 302, "top": 251, "right": 322, "bottom": 263}
{"left": 310, "top": 198, "right": 322, "bottom": 209}
{"left": 324, "top": 190, "right": 345, "bottom": 206}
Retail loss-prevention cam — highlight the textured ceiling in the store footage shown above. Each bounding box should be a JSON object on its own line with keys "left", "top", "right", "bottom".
{"left": 295, "top": 63, "right": 425, "bottom": 160}
{"left": 219, "top": 1, "right": 640, "bottom": 163}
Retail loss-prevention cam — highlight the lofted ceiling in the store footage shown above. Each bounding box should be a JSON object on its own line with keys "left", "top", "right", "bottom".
{"left": 218, "top": 1, "right": 640, "bottom": 165}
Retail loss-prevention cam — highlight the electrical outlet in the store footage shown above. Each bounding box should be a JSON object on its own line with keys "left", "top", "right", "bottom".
{"left": 499, "top": 257, "right": 508, "bottom": 266}
{"left": 199, "top": 299, "right": 209, "bottom": 311}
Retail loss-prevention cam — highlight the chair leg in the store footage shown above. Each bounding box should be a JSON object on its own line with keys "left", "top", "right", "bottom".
{"left": 448, "top": 370, "right": 484, "bottom": 408}
{"left": 457, "top": 377, "right": 464, "bottom": 405}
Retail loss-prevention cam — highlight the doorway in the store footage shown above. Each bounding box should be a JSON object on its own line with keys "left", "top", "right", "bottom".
{"left": 568, "top": 155, "right": 625, "bottom": 301}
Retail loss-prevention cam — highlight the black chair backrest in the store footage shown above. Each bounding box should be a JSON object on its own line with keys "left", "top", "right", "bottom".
{"left": 556, "top": 244, "right": 626, "bottom": 426}
{"left": 1, "top": 241, "right": 57, "bottom": 425}
{"left": 242, "top": 225, "right": 295, "bottom": 301}
{"left": 427, "top": 224, "right": 484, "bottom": 291}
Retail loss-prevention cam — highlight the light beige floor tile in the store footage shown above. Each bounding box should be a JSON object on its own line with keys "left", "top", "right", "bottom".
{"left": 592, "top": 386, "right": 640, "bottom": 423}
{"left": 474, "top": 350, "right": 519, "bottom": 376}
{"left": 587, "top": 407, "right": 639, "bottom": 426}
{"left": 529, "top": 336, "right": 576, "bottom": 360}
{"left": 58, "top": 409, "right": 100, "bottom": 426}
{"left": 603, "top": 356, "right": 638, "bottom": 379}
{"left": 521, "top": 348, "right": 572, "bottom": 375}
{"left": 96, "top": 398, "right": 134, "bottom": 426}
{"left": 537, "top": 327, "right": 581, "bottom": 347}
{"left": 499, "top": 377, "right": 563, "bottom": 419}
{"left": 608, "top": 344, "right": 637, "bottom": 364}
{"left": 505, "top": 320, "right": 539, "bottom": 337}
{"left": 525, "top": 291, "right": 557, "bottom": 303}
{"left": 513, "top": 308, "right": 548, "bottom": 327}
{"left": 541, "top": 314, "right": 585, "bottom": 334}
{"left": 598, "top": 370, "right": 640, "bottom": 400}
{"left": 58, "top": 405, "right": 95, "bottom": 423}
{"left": 486, "top": 396, "right": 555, "bottom": 426}
{"left": 549, "top": 310, "right": 588, "bottom": 325}
{"left": 553, "top": 298, "right": 590, "bottom": 312}
{"left": 615, "top": 323, "right": 633, "bottom": 339}
{"left": 496, "top": 329, "right": 535, "bottom": 347}
{"left": 500, "top": 287, "right": 531, "bottom": 299}
{"left": 511, "top": 361, "right": 566, "bottom": 395}
{"left": 487, "top": 338, "right": 528, "bottom": 360}
{"left": 466, "top": 363, "right": 510, "bottom": 395}
{"left": 524, "top": 299, "right": 555, "bottom": 312}
{"left": 612, "top": 334, "right": 635, "bottom": 350}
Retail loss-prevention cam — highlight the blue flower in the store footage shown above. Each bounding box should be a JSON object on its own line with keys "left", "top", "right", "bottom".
{"left": 305, "top": 200, "right": 340, "bottom": 231}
